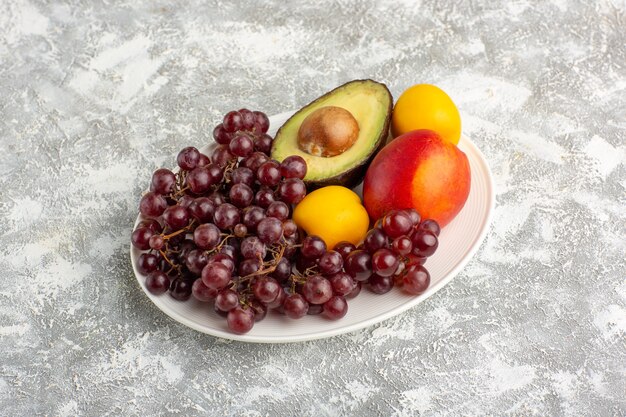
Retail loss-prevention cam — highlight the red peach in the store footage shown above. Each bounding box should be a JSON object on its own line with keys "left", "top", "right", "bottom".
{"left": 363, "top": 129, "right": 470, "bottom": 228}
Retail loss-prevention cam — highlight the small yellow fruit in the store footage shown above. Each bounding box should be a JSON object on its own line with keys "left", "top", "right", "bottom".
{"left": 391, "top": 84, "right": 461, "bottom": 145}
{"left": 293, "top": 186, "right": 369, "bottom": 249}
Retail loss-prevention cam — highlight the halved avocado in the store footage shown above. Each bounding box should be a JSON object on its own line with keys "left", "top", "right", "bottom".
{"left": 271, "top": 79, "right": 393, "bottom": 189}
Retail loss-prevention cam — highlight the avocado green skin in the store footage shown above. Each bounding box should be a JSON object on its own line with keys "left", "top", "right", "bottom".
{"left": 271, "top": 79, "right": 393, "bottom": 190}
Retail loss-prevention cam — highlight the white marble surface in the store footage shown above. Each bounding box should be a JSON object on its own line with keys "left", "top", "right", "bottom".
{"left": 0, "top": 0, "right": 624, "bottom": 415}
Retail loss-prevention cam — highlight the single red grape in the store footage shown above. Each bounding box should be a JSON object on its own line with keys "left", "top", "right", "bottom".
{"left": 344, "top": 250, "right": 372, "bottom": 282}
{"left": 185, "top": 249, "right": 209, "bottom": 275}
{"left": 242, "top": 205, "right": 266, "bottom": 231}
{"left": 371, "top": 248, "right": 399, "bottom": 277}
{"left": 363, "top": 228, "right": 387, "bottom": 254}
{"left": 193, "top": 223, "right": 221, "bottom": 250}
{"left": 137, "top": 253, "right": 159, "bottom": 274}
{"left": 229, "top": 133, "right": 254, "bottom": 157}
{"left": 213, "top": 123, "right": 232, "bottom": 144}
{"left": 138, "top": 219, "right": 162, "bottom": 234}
{"left": 419, "top": 219, "right": 441, "bottom": 237}
{"left": 249, "top": 299, "right": 268, "bottom": 322}
{"left": 239, "top": 109, "right": 256, "bottom": 130}
{"left": 411, "top": 230, "right": 438, "bottom": 257}
{"left": 279, "top": 155, "right": 307, "bottom": 179}
{"left": 240, "top": 236, "right": 267, "bottom": 259}
{"left": 131, "top": 226, "right": 154, "bottom": 250}
{"left": 188, "top": 197, "right": 215, "bottom": 223}
{"left": 223, "top": 111, "right": 243, "bottom": 133}
{"left": 334, "top": 241, "right": 356, "bottom": 260}
{"left": 322, "top": 296, "right": 348, "bottom": 320}
{"left": 230, "top": 167, "right": 254, "bottom": 187}
{"left": 238, "top": 258, "right": 261, "bottom": 276}
{"left": 329, "top": 272, "right": 356, "bottom": 296}
{"left": 278, "top": 178, "right": 306, "bottom": 204}
{"left": 254, "top": 187, "right": 275, "bottom": 208}
{"left": 252, "top": 277, "right": 281, "bottom": 304}
{"left": 253, "top": 134, "right": 273, "bottom": 154}
{"left": 301, "top": 236, "right": 326, "bottom": 259}
{"left": 270, "top": 257, "right": 292, "bottom": 283}
{"left": 401, "top": 265, "right": 430, "bottom": 295}
{"left": 192, "top": 279, "right": 218, "bottom": 302}
{"left": 227, "top": 307, "right": 254, "bottom": 334}
{"left": 229, "top": 183, "right": 254, "bottom": 208}
{"left": 186, "top": 167, "right": 211, "bottom": 194}
{"left": 368, "top": 274, "right": 394, "bottom": 294}
{"left": 148, "top": 234, "right": 164, "bottom": 250}
{"left": 205, "top": 163, "right": 224, "bottom": 185}
{"left": 391, "top": 236, "right": 412, "bottom": 256}
{"left": 302, "top": 275, "right": 333, "bottom": 305}
{"left": 177, "top": 147, "right": 200, "bottom": 171}
{"left": 242, "top": 152, "right": 269, "bottom": 172}
{"left": 216, "top": 289, "right": 239, "bottom": 312}
{"left": 256, "top": 217, "right": 283, "bottom": 245}
{"left": 150, "top": 168, "right": 176, "bottom": 195}
{"left": 145, "top": 271, "right": 170, "bottom": 295}
{"left": 283, "top": 293, "right": 309, "bottom": 319}
{"left": 382, "top": 210, "right": 413, "bottom": 238}
{"left": 211, "top": 145, "right": 236, "bottom": 168}
{"left": 253, "top": 111, "right": 270, "bottom": 133}
{"left": 163, "top": 205, "right": 190, "bottom": 230}
{"left": 257, "top": 161, "right": 281, "bottom": 187}
{"left": 169, "top": 278, "right": 192, "bottom": 301}
{"left": 140, "top": 192, "right": 167, "bottom": 218}
{"left": 318, "top": 250, "right": 344, "bottom": 275}
{"left": 266, "top": 201, "right": 290, "bottom": 221}
{"left": 234, "top": 223, "right": 247, "bottom": 238}
{"left": 201, "top": 262, "right": 232, "bottom": 289}
{"left": 282, "top": 220, "right": 298, "bottom": 237}
{"left": 213, "top": 203, "right": 240, "bottom": 230}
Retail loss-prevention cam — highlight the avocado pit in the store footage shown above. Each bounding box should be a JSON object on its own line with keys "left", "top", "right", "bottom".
{"left": 297, "top": 106, "right": 360, "bottom": 157}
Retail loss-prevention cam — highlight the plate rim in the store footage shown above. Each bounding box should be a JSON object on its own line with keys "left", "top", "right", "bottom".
{"left": 130, "top": 110, "right": 495, "bottom": 343}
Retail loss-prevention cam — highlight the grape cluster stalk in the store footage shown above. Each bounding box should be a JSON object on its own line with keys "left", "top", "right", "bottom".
{"left": 132, "top": 108, "right": 441, "bottom": 334}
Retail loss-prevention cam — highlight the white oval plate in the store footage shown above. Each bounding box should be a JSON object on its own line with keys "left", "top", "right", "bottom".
{"left": 130, "top": 111, "right": 495, "bottom": 343}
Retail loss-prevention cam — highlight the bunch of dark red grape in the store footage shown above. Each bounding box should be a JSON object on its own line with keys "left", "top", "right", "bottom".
{"left": 336, "top": 209, "right": 440, "bottom": 297}
{"left": 265, "top": 210, "right": 440, "bottom": 323}
{"left": 213, "top": 109, "right": 273, "bottom": 155}
{"left": 132, "top": 108, "right": 441, "bottom": 335}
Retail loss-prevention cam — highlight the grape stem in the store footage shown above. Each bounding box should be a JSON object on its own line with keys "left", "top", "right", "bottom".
{"left": 161, "top": 219, "right": 196, "bottom": 240}
{"left": 286, "top": 263, "right": 315, "bottom": 293}
{"left": 239, "top": 244, "right": 286, "bottom": 280}
{"left": 172, "top": 185, "right": 190, "bottom": 197}
{"left": 176, "top": 170, "right": 187, "bottom": 189}
{"left": 159, "top": 250, "right": 177, "bottom": 269}
{"left": 216, "top": 234, "right": 234, "bottom": 250}
{"left": 303, "top": 265, "right": 319, "bottom": 276}
{"left": 168, "top": 170, "right": 189, "bottom": 200}
{"left": 222, "top": 158, "right": 238, "bottom": 183}
{"left": 197, "top": 233, "right": 235, "bottom": 261}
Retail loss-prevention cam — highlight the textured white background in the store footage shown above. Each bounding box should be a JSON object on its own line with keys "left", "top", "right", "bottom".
{"left": 0, "top": 0, "right": 625, "bottom": 415}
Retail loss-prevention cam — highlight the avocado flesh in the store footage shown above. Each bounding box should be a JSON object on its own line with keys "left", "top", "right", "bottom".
{"left": 271, "top": 79, "right": 392, "bottom": 189}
